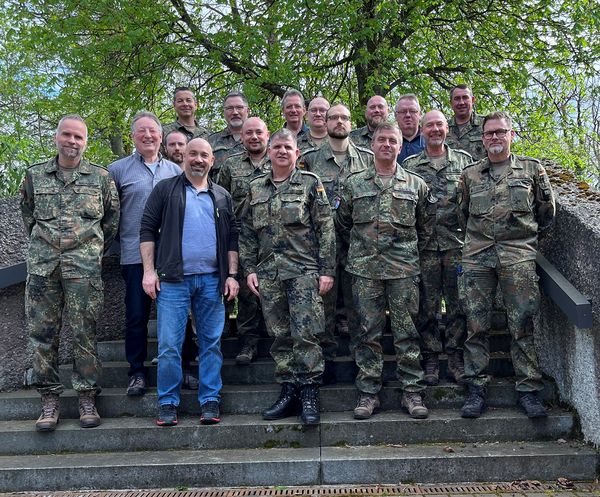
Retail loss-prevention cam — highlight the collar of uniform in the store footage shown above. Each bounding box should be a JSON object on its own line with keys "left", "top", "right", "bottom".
{"left": 394, "top": 165, "right": 409, "bottom": 182}
{"left": 176, "top": 119, "right": 200, "bottom": 130}
{"left": 46, "top": 157, "right": 91, "bottom": 174}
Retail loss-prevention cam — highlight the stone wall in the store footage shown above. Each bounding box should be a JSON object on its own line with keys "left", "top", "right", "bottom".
{"left": 536, "top": 164, "right": 600, "bottom": 447}
{"left": 0, "top": 196, "right": 125, "bottom": 391}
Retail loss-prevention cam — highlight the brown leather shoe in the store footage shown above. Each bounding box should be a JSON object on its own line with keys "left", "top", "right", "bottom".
{"left": 78, "top": 392, "right": 101, "bottom": 428}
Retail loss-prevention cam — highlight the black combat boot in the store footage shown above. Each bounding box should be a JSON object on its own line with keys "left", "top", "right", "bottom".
{"left": 299, "top": 384, "right": 320, "bottom": 425}
{"left": 460, "top": 385, "right": 487, "bottom": 418}
{"left": 518, "top": 392, "right": 548, "bottom": 418}
{"left": 262, "top": 383, "right": 299, "bottom": 420}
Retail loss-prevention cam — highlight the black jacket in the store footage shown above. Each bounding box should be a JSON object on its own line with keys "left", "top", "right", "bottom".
{"left": 139, "top": 173, "right": 239, "bottom": 292}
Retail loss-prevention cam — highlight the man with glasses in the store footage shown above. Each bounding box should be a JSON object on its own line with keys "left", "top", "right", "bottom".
{"left": 301, "top": 103, "right": 374, "bottom": 383}
{"left": 447, "top": 84, "right": 486, "bottom": 161}
{"left": 208, "top": 92, "right": 249, "bottom": 181}
{"left": 303, "top": 96, "right": 331, "bottom": 150}
{"left": 395, "top": 94, "right": 425, "bottom": 164}
{"left": 457, "top": 111, "right": 555, "bottom": 419}
{"left": 350, "top": 96, "right": 390, "bottom": 148}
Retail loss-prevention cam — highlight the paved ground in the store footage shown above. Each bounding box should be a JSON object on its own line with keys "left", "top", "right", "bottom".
{"left": 1, "top": 481, "right": 599, "bottom": 497}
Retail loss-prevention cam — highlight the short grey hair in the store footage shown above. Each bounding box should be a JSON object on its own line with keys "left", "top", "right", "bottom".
{"left": 395, "top": 94, "right": 421, "bottom": 111}
{"left": 131, "top": 111, "right": 162, "bottom": 134}
{"left": 281, "top": 89, "right": 305, "bottom": 110}
{"left": 270, "top": 128, "right": 297, "bottom": 147}
{"left": 56, "top": 114, "right": 87, "bottom": 135}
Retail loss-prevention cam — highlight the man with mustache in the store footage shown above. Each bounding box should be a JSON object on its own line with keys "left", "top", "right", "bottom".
{"left": 349, "top": 95, "right": 390, "bottom": 148}
{"left": 208, "top": 92, "right": 249, "bottom": 181}
{"left": 457, "top": 111, "right": 555, "bottom": 419}
{"left": 140, "top": 138, "right": 239, "bottom": 426}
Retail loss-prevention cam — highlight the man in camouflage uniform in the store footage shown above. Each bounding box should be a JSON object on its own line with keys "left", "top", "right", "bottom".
{"left": 403, "top": 110, "right": 472, "bottom": 386}
{"left": 336, "top": 122, "right": 434, "bottom": 420}
{"left": 162, "top": 87, "right": 211, "bottom": 146}
{"left": 304, "top": 96, "right": 330, "bottom": 150}
{"left": 457, "top": 111, "right": 555, "bottom": 418}
{"left": 208, "top": 92, "right": 249, "bottom": 181}
{"left": 239, "top": 128, "right": 335, "bottom": 425}
{"left": 280, "top": 89, "right": 313, "bottom": 152}
{"left": 349, "top": 95, "right": 390, "bottom": 148}
{"left": 21, "top": 114, "right": 119, "bottom": 431}
{"left": 301, "top": 103, "right": 374, "bottom": 382}
{"left": 217, "top": 117, "right": 271, "bottom": 365}
{"left": 446, "top": 84, "right": 486, "bottom": 161}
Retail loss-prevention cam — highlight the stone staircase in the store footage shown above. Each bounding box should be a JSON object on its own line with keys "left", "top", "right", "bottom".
{"left": 0, "top": 317, "right": 597, "bottom": 493}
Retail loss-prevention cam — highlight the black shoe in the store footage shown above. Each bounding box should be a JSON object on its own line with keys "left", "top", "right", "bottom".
{"left": 299, "top": 384, "right": 320, "bottom": 425}
{"left": 236, "top": 343, "right": 257, "bottom": 365}
{"left": 182, "top": 370, "right": 199, "bottom": 390}
{"left": 127, "top": 374, "right": 146, "bottom": 396}
{"left": 461, "top": 385, "right": 487, "bottom": 418}
{"left": 518, "top": 392, "right": 548, "bottom": 418}
{"left": 323, "top": 360, "right": 337, "bottom": 385}
{"left": 156, "top": 404, "right": 178, "bottom": 426}
{"left": 263, "top": 383, "right": 299, "bottom": 420}
{"left": 200, "top": 401, "right": 221, "bottom": 425}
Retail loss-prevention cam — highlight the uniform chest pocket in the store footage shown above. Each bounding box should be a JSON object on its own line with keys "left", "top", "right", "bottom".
{"left": 33, "top": 187, "right": 60, "bottom": 220}
{"left": 469, "top": 184, "right": 492, "bottom": 216}
{"left": 507, "top": 178, "right": 533, "bottom": 213}
{"left": 250, "top": 196, "right": 270, "bottom": 229}
{"left": 73, "top": 185, "right": 102, "bottom": 219}
{"left": 231, "top": 177, "right": 251, "bottom": 200}
{"left": 445, "top": 174, "right": 462, "bottom": 200}
{"left": 390, "top": 190, "right": 417, "bottom": 226}
{"left": 279, "top": 193, "right": 306, "bottom": 226}
{"left": 469, "top": 136, "right": 485, "bottom": 158}
{"left": 353, "top": 190, "right": 378, "bottom": 223}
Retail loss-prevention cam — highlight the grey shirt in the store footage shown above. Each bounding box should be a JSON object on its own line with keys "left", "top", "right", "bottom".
{"left": 109, "top": 152, "right": 181, "bottom": 264}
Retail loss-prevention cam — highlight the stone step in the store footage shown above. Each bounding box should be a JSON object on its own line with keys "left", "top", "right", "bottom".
{"left": 0, "top": 379, "right": 556, "bottom": 420}
{"left": 98, "top": 329, "right": 512, "bottom": 362}
{"left": 0, "top": 408, "right": 576, "bottom": 456}
{"left": 0, "top": 441, "right": 596, "bottom": 492}
{"left": 59, "top": 353, "right": 516, "bottom": 388}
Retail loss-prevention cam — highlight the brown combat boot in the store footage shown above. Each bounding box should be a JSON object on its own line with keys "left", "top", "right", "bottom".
{"left": 353, "top": 393, "right": 381, "bottom": 419}
{"left": 78, "top": 392, "right": 101, "bottom": 428}
{"left": 401, "top": 391, "right": 429, "bottom": 419}
{"left": 422, "top": 353, "right": 439, "bottom": 385}
{"left": 35, "top": 393, "right": 60, "bottom": 432}
{"left": 446, "top": 349, "right": 466, "bottom": 384}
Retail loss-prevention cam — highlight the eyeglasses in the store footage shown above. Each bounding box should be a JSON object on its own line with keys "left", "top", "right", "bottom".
{"left": 327, "top": 114, "right": 351, "bottom": 122}
{"left": 395, "top": 109, "right": 420, "bottom": 116}
{"left": 224, "top": 105, "right": 247, "bottom": 112}
{"left": 483, "top": 128, "right": 511, "bottom": 139}
{"left": 309, "top": 107, "right": 329, "bottom": 115}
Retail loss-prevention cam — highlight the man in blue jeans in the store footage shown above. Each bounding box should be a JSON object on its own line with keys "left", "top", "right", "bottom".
{"left": 139, "top": 138, "right": 239, "bottom": 426}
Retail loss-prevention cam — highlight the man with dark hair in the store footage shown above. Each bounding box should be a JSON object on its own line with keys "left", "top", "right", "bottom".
{"left": 403, "top": 110, "right": 472, "bottom": 386}
{"left": 21, "top": 114, "right": 119, "bottom": 431}
{"left": 447, "top": 84, "right": 485, "bottom": 161}
{"left": 336, "top": 122, "right": 433, "bottom": 420}
{"left": 140, "top": 137, "right": 239, "bottom": 426}
{"left": 162, "top": 87, "right": 211, "bottom": 144}
{"left": 164, "top": 130, "right": 187, "bottom": 166}
{"left": 208, "top": 91, "right": 249, "bottom": 180}
{"left": 109, "top": 111, "right": 182, "bottom": 397}
{"left": 349, "top": 95, "right": 390, "bottom": 148}
{"left": 240, "top": 128, "right": 335, "bottom": 425}
{"left": 457, "top": 111, "right": 555, "bottom": 419}
{"left": 395, "top": 94, "right": 425, "bottom": 163}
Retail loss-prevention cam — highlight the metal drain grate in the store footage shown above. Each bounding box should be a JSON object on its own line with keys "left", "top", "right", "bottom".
{"left": 1, "top": 481, "right": 591, "bottom": 497}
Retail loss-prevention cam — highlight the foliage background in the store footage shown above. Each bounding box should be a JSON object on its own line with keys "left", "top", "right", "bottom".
{"left": 1, "top": 0, "right": 599, "bottom": 195}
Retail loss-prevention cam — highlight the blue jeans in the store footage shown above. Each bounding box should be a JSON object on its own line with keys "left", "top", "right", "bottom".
{"left": 156, "top": 272, "right": 225, "bottom": 406}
